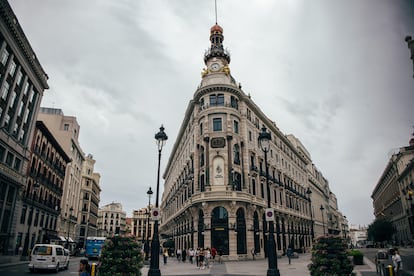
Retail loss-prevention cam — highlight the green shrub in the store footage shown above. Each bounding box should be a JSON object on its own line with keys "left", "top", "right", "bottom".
{"left": 308, "top": 235, "right": 354, "bottom": 275}
{"left": 98, "top": 235, "right": 144, "bottom": 276}
{"left": 348, "top": 250, "right": 364, "bottom": 265}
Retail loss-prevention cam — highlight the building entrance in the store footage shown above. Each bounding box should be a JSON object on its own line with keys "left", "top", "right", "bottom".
{"left": 211, "top": 206, "right": 229, "bottom": 255}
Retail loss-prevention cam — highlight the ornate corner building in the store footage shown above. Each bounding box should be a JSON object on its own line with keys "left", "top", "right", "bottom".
{"left": 159, "top": 23, "right": 347, "bottom": 260}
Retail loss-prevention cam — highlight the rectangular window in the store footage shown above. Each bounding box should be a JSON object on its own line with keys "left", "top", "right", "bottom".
{"left": 210, "top": 93, "right": 224, "bottom": 106}
{"left": 1, "top": 82, "right": 9, "bottom": 100}
{"left": 16, "top": 71, "right": 23, "bottom": 85}
{"left": 20, "top": 206, "right": 27, "bottom": 224}
{"left": 1, "top": 49, "right": 9, "bottom": 65}
{"left": 29, "top": 89, "right": 35, "bottom": 102}
{"left": 13, "top": 157, "right": 21, "bottom": 171}
{"left": 233, "top": 120, "right": 239, "bottom": 134}
{"left": 9, "top": 91, "right": 16, "bottom": 107}
{"left": 213, "top": 118, "right": 222, "bottom": 131}
{"left": 23, "top": 82, "right": 29, "bottom": 95}
{"left": 200, "top": 123, "right": 203, "bottom": 135}
{"left": 5, "top": 152, "right": 13, "bottom": 166}
{"left": 249, "top": 131, "right": 252, "bottom": 141}
{"left": 17, "top": 103, "right": 23, "bottom": 117}
{"left": 64, "top": 124, "right": 69, "bottom": 131}
{"left": 9, "top": 61, "right": 16, "bottom": 76}
{"left": 0, "top": 145, "right": 5, "bottom": 162}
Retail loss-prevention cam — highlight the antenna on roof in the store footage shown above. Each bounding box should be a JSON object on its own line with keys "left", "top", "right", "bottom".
{"left": 215, "top": 0, "right": 218, "bottom": 24}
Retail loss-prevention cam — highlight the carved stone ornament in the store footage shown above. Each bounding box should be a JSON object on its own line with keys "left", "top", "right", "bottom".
{"left": 211, "top": 137, "right": 226, "bottom": 148}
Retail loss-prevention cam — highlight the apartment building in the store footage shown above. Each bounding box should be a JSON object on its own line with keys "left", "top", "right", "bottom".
{"left": 16, "top": 120, "right": 70, "bottom": 254}
{"left": 78, "top": 154, "right": 101, "bottom": 248}
{"left": 0, "top": 0, "right": 49, "bottom": 254}
{"left": 97, "top": 202, "right": 126, "bottom": 236}
{"left": 37, "top": 107, "right": 85, "bottom": 246}
{"left": 372, "top": 135, "right": 414, "bottom": 245}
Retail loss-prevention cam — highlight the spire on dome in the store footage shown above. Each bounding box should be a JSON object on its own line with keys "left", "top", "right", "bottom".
{"left": 204, "top": 23, "right": 230, "bottom": 63}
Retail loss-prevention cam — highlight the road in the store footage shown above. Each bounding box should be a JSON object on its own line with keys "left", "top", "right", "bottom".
{"left": 0, "top": 257, "right": 97, "bottom": 275}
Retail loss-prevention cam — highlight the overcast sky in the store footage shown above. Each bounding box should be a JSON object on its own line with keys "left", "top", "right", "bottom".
{"left": 9, "top": 0, "right": 414, "bottom": 226}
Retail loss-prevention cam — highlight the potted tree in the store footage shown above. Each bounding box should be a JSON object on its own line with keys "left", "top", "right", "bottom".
{"left": 98, "top": 235, "right": 144, "bottom": 276}
{"left": 308, "top": 235, "right": 354, "bottom": 275}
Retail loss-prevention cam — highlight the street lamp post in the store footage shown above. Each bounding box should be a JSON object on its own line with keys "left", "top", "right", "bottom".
{"left": 66, "top": 207, "right": 73, "bottom": 249}
{"left": 21, "top": 180, "right": 40, "bottom": 258}
{"left": 320, "top": 205, "right": 326, "bottom": 235}
{"left": 258, "top": 126, "right": 280, "bottom": 276}
{"left": 148, "top": 125, "right": 167, "bottom": 276}
{"left": 306, "top": 187, "right": 314, "bottom": 241}
{"left": 145, "top": 187, "right": 153, "bottom": 261}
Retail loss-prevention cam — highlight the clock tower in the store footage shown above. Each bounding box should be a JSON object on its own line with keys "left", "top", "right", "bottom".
{"left": 201, "top": 24, "right": 235, "bottom": 87}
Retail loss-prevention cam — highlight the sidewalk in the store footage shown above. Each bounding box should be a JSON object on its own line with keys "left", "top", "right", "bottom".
{"left": 0, "top": 253, "right": 380, "bottom": 275}
{"left": 0, "top": 255, "right": 29, "bottom": 268}
{"left": 140, "top": 253, "right": 377, "bottom": 276}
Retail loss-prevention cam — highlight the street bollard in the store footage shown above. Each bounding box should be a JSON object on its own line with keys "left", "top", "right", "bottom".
{"left": 387, "top": 264, "right": 393, "bottom": 276}
{"left": 91, "top": 262, "right": 96, "bottom": 276}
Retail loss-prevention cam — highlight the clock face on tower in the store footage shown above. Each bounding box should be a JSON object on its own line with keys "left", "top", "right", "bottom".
{"left": 210, "top": 62, "right": 220, "bottom": 71}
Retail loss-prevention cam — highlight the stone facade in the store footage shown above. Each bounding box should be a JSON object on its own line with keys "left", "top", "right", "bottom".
{"left": 372, "top": 136, "right": 414, "bottom": 245}
{"left": 159, "top": 23, "right": 347, "bottom": 260}
{"left": 0, "top": 0, "right": 48, "bottom": 254}
{"left": 97, "top": 202, "right": 126, "bottom": 236}
{"left": 78, "top": 154, "right": 101, "bottom": 248}
{"left": 37, "top": 107, "right": 85, "bottom": 246}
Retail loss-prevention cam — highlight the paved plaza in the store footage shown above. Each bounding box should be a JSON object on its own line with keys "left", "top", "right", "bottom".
{"left": 141, "top": 253, "right": 377, "bottom": 276}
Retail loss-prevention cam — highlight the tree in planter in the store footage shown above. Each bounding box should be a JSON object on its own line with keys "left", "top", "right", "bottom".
{"left": 99, "top": 235, "right": 144, "bottom": 276}
{"left": 308, "top": 235, "right": 354, "bottom": 276}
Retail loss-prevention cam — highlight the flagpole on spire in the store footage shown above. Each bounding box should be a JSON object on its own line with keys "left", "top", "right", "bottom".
{"left": 215, "top": 0, "right": 218, "bottom": 24}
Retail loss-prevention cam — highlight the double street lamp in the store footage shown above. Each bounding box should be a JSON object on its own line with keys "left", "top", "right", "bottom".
{"left": 258, "top": 126, "right": 280, "bottom": 276}
{"left": 145, "top": 187, "right": 153, "bottom": 261}
{"left": 21, "top": 180, "right": 40, "bottom": 258}
{"left": 148, "top": 125, "right": 168, "bottom": 276}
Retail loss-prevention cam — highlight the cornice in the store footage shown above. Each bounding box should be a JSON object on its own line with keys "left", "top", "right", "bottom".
{"left": 0, "top": 0, "right": 49, "bottom": 89}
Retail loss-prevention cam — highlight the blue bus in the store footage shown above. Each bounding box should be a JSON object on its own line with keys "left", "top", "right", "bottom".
{"left": 85, "top": 237, "right": 106, "bottom": 259}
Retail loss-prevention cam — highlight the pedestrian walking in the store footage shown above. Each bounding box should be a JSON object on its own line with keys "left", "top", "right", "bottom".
{"left": 163, "top": 249, "right": 168, "bottom": 265}
{"left": 195, "top": 248, "right": 199, "bottom": 267}
{"left": 176, "top": 248, "right": 181, "bottom": 262}
{"left": 287, "top": 247, "right": 293, "bottom": 265}
{"left": 204, "top": 248, "right": 211, "bottom": 268}
{"left": 189, "top": 248, "right": 194, "bottom": 264}
{"left": 251, "top": 248, "right": 255, "bottom": 260}
{"left": 392, "top": 248, "right": 403, "bottom": 276}
{"left": 198, "top": 248, "right": 205, "bottom": 269}
{"left": 217, "top": 248, "right": 223, "bottom": 264}
{"left": 182, "top": 248, "right": 187, "bottom": 263}
{"left": 211, "top": 247, "right": 217, "bottom": 262}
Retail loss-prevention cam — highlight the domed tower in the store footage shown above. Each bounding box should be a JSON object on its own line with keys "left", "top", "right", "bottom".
{"left": 200, "top": 24, "right": 236, "bottom": 88}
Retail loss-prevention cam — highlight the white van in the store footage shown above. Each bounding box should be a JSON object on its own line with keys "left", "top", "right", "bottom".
{"left": 28, "top": 244, "right": 69, "bottom": 272}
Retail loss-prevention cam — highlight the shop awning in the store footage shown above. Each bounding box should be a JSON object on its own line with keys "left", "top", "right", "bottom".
{"left": 59, "top": 236, "right": 74, "bottom": 242}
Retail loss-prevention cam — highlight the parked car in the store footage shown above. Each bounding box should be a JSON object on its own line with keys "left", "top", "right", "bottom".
{"left": 28, "top": 244, "right": 69, "bottom": 273}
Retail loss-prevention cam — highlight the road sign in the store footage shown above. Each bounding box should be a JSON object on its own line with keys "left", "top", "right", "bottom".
{"left": 151, "top": 208, "right": 160, "bottom": 221}
{"left": 265, "top": 208, "right": 274, "bottom": 221}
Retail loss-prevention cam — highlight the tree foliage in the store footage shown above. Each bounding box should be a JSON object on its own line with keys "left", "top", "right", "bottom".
{"left": 367, "top": 218, "right": 395, "bottom": 243}
{"left": 308, "top": 235, "right": 354, "bottom": 276}
{"left": 99, "top": 235, "right": 143, "bottom": 276}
